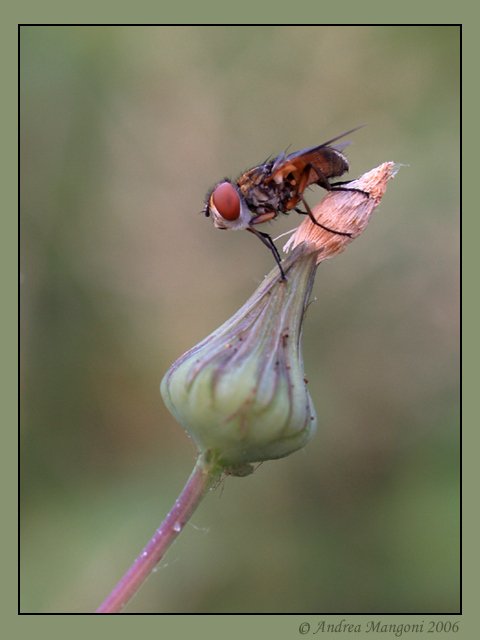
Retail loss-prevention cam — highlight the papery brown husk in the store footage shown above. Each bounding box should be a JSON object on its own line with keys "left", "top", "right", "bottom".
{"left": 285, "top": 162, "right": 397, "bottom": 264}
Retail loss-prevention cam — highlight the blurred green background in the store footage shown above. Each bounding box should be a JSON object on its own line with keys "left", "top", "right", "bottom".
{"left": 20, "top": 26, "right": 459, "bottom": 613}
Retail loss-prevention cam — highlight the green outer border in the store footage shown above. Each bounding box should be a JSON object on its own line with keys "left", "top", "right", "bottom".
{"left": 14, "top": 15, "right": 467, "bottom": 640}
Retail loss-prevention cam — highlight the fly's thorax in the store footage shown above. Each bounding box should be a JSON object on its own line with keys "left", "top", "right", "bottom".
{"left": 238, "top": 165, "right": 293, "bottom": 216}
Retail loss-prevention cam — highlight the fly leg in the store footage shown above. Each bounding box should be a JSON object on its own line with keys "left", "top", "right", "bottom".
{"left": 328, "top": 179, "right": 369, "bottom": 196}
{"left": 294, "top": 162, "right": 369, "bottom": 235}
{"left": 247, "top": 226, "right": 286, "bottom": 280}
{"left": 296, "top": 194, "right": 353, "bottom": 237}
{"left": 305, "top": 162, "right": 369, "bottom": 197}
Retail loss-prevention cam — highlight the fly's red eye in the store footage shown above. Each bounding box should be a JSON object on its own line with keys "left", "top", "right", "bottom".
{"left": 212, "top": 182, "right": 240, "bottom": 221}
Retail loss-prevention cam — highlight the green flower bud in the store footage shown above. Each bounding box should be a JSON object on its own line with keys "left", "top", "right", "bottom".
{"left": 161, "top": 243, "right": 320, "bottom": 467}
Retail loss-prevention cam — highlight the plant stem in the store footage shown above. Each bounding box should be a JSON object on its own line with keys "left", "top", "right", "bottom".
{"left": 96, "top": 453, "right": 222, "bottom": 613}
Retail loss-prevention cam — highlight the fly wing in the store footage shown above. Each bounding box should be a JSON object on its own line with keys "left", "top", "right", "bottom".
{"left": 268, "top": 124, "right": 365, "bottom": 184}
{"left": 269, "top": 145, "right": 349, "bottom": 184}
{"left": 314, "top": 123, "right": 367, "bottom": 148}
{"left": 330, "top": 141, "right": 351, "bottom": 152}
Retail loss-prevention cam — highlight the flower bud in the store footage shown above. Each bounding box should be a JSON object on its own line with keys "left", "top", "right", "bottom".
{"left": 161, "top": 243, "right": 320, "bottom": 467}
{"left": 162, "top": 162, "right": 396, "bottom": 469}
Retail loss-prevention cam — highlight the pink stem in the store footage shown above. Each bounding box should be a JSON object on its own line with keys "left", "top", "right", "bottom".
{"left": 96, "top": 455, "right": 221, "bottom": 613}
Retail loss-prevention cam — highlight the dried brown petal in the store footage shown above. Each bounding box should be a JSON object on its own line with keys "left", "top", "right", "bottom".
{"left": 284, "top": 162, "right": 397, "bottom": 264}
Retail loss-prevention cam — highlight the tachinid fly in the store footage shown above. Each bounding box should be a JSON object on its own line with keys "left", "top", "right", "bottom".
{"left": 204, "top": 125, "right": 366, "bottom": 279}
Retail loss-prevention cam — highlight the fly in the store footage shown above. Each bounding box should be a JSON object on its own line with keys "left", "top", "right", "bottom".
{"left": 204, "top": 125, "right": 367, "bottom": 279}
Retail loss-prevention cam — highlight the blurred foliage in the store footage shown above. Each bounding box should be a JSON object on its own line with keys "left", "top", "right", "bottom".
{"left": 20, "top": 26, "right": 459, "bottom": 613}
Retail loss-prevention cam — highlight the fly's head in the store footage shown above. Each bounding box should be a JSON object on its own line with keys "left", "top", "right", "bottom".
{"left": 204, "top": 180, "right": 254, "bottom": 230}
